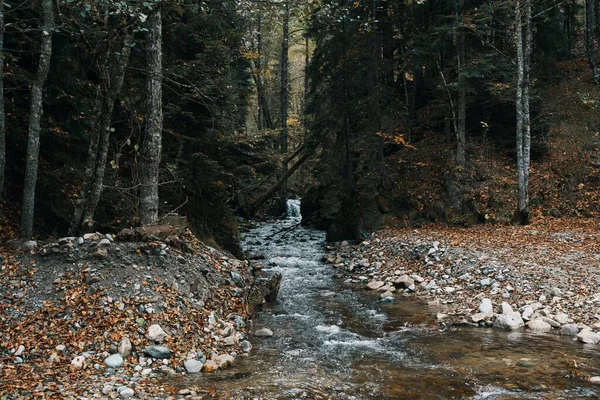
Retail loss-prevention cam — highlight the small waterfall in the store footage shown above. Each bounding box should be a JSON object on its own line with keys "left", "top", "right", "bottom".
{"left": 286, "top": 199, "right": 301, "bottom": 219}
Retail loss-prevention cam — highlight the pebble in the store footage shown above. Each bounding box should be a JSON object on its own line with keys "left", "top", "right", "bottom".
{"left": 203, "top": 359, "right": 219, "bottom": 373}
{"left": 478, "top": 298, "right": 493, "bottom": 315}
{"left": 71, "top": 355, "right": 86, "bottom": 369}
{"left": 184, "top": 359, "right": 203, "bottom": 373}
{"left": 146, "top": 324, "right": 167, "bottom": 343}
{"left": 254, "top": 328, "right": 273, "bottom": 337}
{"left": 493, "top": 312, "right": 524, "bottom": 330}
{"left": 143, "top": 346, "right": 172, "bottom": 359}
{"left": 560, "top": 324, "right": 580, "bottom": 336}
{"left": 241, "top": 340, "right": 252, "bottom": 353}
{"left": 215, "top": 354, "right": 235, "bottom": 369}
{"left": 119, "top": 387, "right": 134, "bottom": 398}
{"left": 14, "top": 345, "right": 25, "bottom": 356}
{"left": 104, "top": 353, "right": 124, "bottom": 368}
{"left": 526, "top": 319, "right": 552, "bottom": 332}
{"left": 118, "top": 337, "right": 132, "bottom": 357}
{"left": 577, "top": 329, "right": 600, "bottom": 344}
{"left": 366, "top": 281, "right": 385, "bottom": 290}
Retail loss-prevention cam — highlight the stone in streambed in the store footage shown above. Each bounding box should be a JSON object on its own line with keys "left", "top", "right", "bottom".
{"left": 184, "top": 359, "right": 203, "bottom": 373}
{"left": 366, "top": 281, "right": 385, "bottom": 290}
{"left": 577, "top": 329, "right": 600, "bottom": 344}
{"left": 526, "top": 319, "right": 552, "bottom": 333}
{"left": 479, "top": 298, "right": 493, "bottom": 316}
{"left": 493, "top": 312, "right": 524, "bottom": 330}
{"left": 254, "top": 328, "right": 273, "bottom": 337}
{"left": 146, "top": 324, "right": 167, "bottom": 343}
{"left": 144, "top": 346, "right": 171, "bottom": 359}
{"left": 118, "top": 337, "right": 132, "bottom": 357}
{"left": 104, "top": 353, "right": 124, "bottom": 368}
{"left": 203, "top": 360, "right": 219, "bottom": 373}
{"left": 560, "top": 324, "right": 580, "bottom": 336}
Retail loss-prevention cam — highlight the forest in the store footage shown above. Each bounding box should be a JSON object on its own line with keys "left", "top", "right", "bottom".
{"left": 1, "top": 0, "right": 600, "bottom": 398}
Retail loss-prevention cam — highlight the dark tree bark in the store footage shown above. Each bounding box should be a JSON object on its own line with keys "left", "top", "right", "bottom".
{"left": 586, "top": 0, "right": 600, "bottom": 83}
{"left": 516, "top": 0, "right": 532, "bottom": 224}
{"left": 0, "top": 1, "right": 5, "bottom": 198}
{"left": 69, "top": 32, "right": 133, "bottom": 234}
{"left": 280, "top": 0, "right": 290, "bottom": 155}
{"left": 256, "top": 14, "right": 264, "bottom": 131}
{"left": 21, "top": 0, "right": 54, "bottom": 238}
{"left": 456, "top": 0, "right": 466, "bottom": 168}
{"left": 139, "top": 11, "right": 163, "bottom": 225}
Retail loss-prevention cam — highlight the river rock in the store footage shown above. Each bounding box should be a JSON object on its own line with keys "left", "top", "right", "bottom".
{"left": 215, "top": 354, "right": 235, "bottom": 369}
{"left": 255, "top": 328, "right": 273, "bottom": 337}
{"left": 395, "top": 275, "right": 414, "bottom": 289}
{"left": 119, "top": 387, "right": 134, "bottom": 398}
{"left": 555, "top": 312, "right": 569, "bottom": 325}
{"left": 493, "top": 312, "right": 524, "bottom": 330}
{"left": 380, "top": 291, "right": 394, "bottom": 299}
{"left": 577, "top": 329, "right": 600, "bottom": 344}
{"left": 589, "top": 376, "right": 600, "bottom": 384}
{"left": 223, "top": 335, "right": 238, "bottom": 346}
{"left": 146, "top": 324, "right": 167, "bottom": 343}
{"left": 560, "top": 324, "right": 580, "bottom": 336}
{"left": 425, "top": 280, "right": 438, "bottom": 290}
{"left": 542, "top": 316, "right": 561, "bottom": 328}
{"left": 501, "top": 302, "right": 514, "bottom": 315}
{"left": 479, "top": 298, "right": 493, "bottom": 315}
{"left": 104, "top": 353, "right": 124, "bottom": 368}
{"left": 71, "top": 355, "right": 85, "bottom": 369}
{"left": 241, "top": 340, "right": 252, "bottom": 353}
{"left": 144, "top": 346, "right": 171, "bottom": 359}
{"left": 521, "top": 306, "right": 534, "bottom": 321}
{"left": 118, "top": 337, "right": 132, "bottom": 357}
{"left": 23, "top": 240, "right": 38, "bottom": 251}
{"left": 471, "top": 313, "right": 488, "bottom": 323}
{"left": 366, "top": 281, "right": 385, "bottom": 290}
{"left": 203, "top": 359, "right": 219, "bottom": 373}
{"left": 184, "top": 359, "right": 203, "bottom": 373}
{"left": 526, "top": 319, "right": 552, "bottom": 333}
{"left": 98, "top": 238, "right": 111, "bottom": 247}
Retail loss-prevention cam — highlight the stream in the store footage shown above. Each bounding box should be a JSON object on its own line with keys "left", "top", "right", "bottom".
{"left": 180, "top": 200, "right": 600, "bottom": 399}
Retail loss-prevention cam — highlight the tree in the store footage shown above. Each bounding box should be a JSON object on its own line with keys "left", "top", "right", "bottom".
{"left": 0, "top": 1, "right": 5, "bottom": 199}
{"left": 280, "top": 0, "right": 290, "bottom": 155}
{"left": 515, "top": 0, "right": 532, "bottom": 224}
{"left": 586, "top": 0, "right": 600, "bottom": 82}
{"left": 139, "top": 10, "right": 163, "bottom": 225}
{"left": 69, "top": 31, "right": 133, "bottom": 234}
{"left": 456, "top": 0, "right": 466, "bottom": 168}
{"left": 21, "top": 0, "right": 54, "bottom": 238}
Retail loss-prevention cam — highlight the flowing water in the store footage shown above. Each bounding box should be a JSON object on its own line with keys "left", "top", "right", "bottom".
{"left": 177, "top": 201, "right": 600, "bottom": 399}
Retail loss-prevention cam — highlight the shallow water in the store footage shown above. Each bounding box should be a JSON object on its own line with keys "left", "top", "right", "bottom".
{"left": 177, "top": 211, "right": 600, "bottom": 399}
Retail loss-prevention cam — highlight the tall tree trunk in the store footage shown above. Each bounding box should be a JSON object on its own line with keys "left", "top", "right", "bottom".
{"left": 279, "top": 0, "right": 290, "bottom": 195}
{"left": 0, "top": 1, "right": 5, "bottom": 198}
{"left": 456, "top": 0, "right": 466, "bottom": 168}
{"left": 21, "top": 0, "right": 53, "bottom": 238}
{"left": 69, "top": 33, "right": 133, "bottom": 234}
{"left": 586, "top": 0, "right": 600, "bottom": 83}
{"left": 280, "top": 0, "right": 290, "bottom": 156}
{"left": 342, "top": 17, "right": 355, "bottom": 190}
{"left": 521, "top": 0, "right": 532, "bottom": 224}
{"left": 139, "top": 11, "right": 163, "bottom": 226}
{"left": 515, "top": 0, "right": 531, "bottom": 225}
{"left": 256, "top": 14, "right": 264, "bottom": 131}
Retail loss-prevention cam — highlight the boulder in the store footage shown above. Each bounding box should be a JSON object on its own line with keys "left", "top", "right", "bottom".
{"left": 146, "top": 324, "right": 167, "bottom": 343}
{"left": 254, "top": 328, "right": 273, "bottom": 337}
{"left": 143, "top": 346, "right": 171, "bottom": 359}
{"left": 478, "top": 298, "right": 493, "bottom": 316}
{"left": 184, "top": 359, "right": 203, "bottom": 373}
{"left": 104, "top": 354, "right": 124, "bottom": 368}
{"left": 577, "top": 329, "right": 600, "bottom": 344}
{"left": 493, "top": 312, "right": 524, "bottom": 330}
{"left": 526, "top": 319, "right": 552, "bottom": 333}
{"left": 366, "top": 281, "right": 385, "bottom": 290}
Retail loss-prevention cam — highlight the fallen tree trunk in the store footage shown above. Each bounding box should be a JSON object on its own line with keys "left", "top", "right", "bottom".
{"left": 246, "top": 152, "right": 310, "bottom": 216}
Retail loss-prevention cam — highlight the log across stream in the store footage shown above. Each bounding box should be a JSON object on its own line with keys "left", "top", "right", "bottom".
{"left": 174, "top": 202, "right": 600, "bottom": 399}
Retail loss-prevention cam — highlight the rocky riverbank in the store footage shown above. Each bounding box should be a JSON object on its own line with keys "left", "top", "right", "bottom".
{"left": 326, "top": 218, "right": 600, "bottom": 345}
{"left": 0, "top": 227, "right": 265, "bottom": 399}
